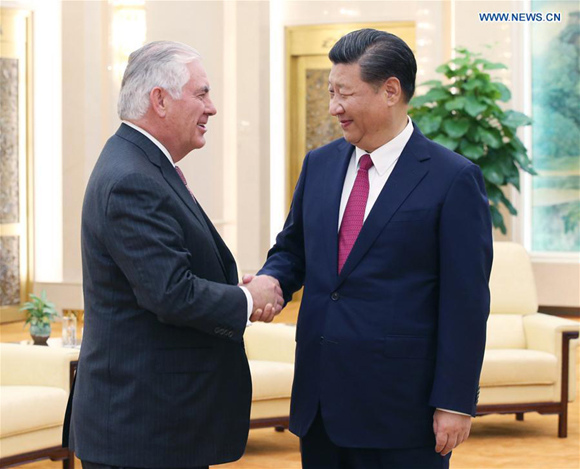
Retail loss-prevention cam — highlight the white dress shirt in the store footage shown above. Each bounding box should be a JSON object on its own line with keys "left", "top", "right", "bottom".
{"left": 338, "top": 117, "right": 413, "bottom": 230}
{"left": 121, "top": 121, "right": 254, "bottom": 322}
{"left": 337, "top": 117, "right": 468, "bottom": 417}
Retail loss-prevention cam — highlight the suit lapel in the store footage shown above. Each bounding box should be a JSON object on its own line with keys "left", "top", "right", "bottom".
{"left": 158, "top": 157, "right": 229, "bottom": 280}
{"left": 116, "top": 124, "right": 229, "bottom": 280}
{"left": 333, "top": 128, "right": 431, "bottom": 289}
{"left": 323, "top": 140, "right": 354, "bottom": 278}
{"left": 158, "top": 157, "right": 210, "bottom": 232}
{"left": 196, "top": 204, "right": 237, "bottom": 284}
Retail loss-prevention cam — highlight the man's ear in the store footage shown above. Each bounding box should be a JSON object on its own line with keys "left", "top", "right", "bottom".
{"left": 383, "top": 77, "right": 402, "bottom": 106}
{"left": 149, "top": 87, "right": 167, "bottom": 117}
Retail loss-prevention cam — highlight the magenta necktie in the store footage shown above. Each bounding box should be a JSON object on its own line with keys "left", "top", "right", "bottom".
{"left": 338, "top": 154, "right": 374, "bottom": 273}
{"left": 174, "top": 166, "right": 197, "bottom": 203}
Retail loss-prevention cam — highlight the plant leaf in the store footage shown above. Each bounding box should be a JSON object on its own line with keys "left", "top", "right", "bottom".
{"left": 483, "top": 61, "right": 508, "bottom": 70}
{"left": 482, "top": 163, "right": 504, "bottom": 185}
{"left": 451, "top": 57, "right": 470, "bottom": 66}
{"left": 444, "top": 97, "right": 467, "bottom": 111}
{"left": 410, "top": 95, "right": 433, "bottom": 108}
{"left": 443, "top": 119, "right": 471, "bottom": 138}
{"left": 460, "top": 141, "right": 485, "bottom": 159}
{"left": 501, "top": 110, "right": 532, "bottom": 128}
{"left": 493, "top": 82, "right": 511, "bottom": 102}
{"left": 417, "top": 114, "right": 443, "bottom": 134}
{"left": 478, "top": 128, "right": 502, "bottom": 149}
{"left": 489, "top": 204, "right": 507, "bottom": 234}
{"left": 464, "top": 96, "right": 487, "bottom": 117}
{"left": 486, "top": 184, "right": 503, "bottom": 204}
{"left": 433, "top": 134, "right": 459, "bottom": 151}
{"left": 500, "top": 191, "right": 518, "bottom": 216}
{"left": 462, "top": 79, "right": 481, "bottom": 91}
{"left": 425, "top": 89, "right": 449, "bottom": 101}
{"left": 419, "top": 80, "right": 443, "bottom": 87}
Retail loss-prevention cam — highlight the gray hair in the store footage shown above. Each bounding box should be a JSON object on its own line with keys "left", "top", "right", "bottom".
{"left": 118, "top": 41, "right": 201, "bottom": 120}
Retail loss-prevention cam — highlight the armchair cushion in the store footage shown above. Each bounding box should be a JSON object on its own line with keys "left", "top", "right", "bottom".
{"left": 249, "top": 361, "right": 294, "bottom": 401}
{"left": 0, "top": 343, "right": 79, "bottom": 460}
{"left": 244, "top": 322, "right": 296, "bottom": 363}
{"left": 0, "top": 343, "right": 79, "bottom": 390}
{"left": 480, "top": 349, "right": 557, "bottom": 387}
{"left": 0, "top": 386, "right": 68, "bottom": 438}
{"left": 489, "top": 242, "right": 538, "bottom": 315}
{"left": 486, "top": 314, "right": 526, "bottom": 349}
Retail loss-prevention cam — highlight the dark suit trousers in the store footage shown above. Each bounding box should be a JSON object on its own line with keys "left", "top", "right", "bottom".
{"left": 81, "top": 461, "right": 208, "bottom": 469}
{"left": 300, "top": 409, "right": 451, "bottom": 469}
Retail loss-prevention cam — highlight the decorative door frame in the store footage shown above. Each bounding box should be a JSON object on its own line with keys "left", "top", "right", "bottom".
{"left": 1, "top": 7, "right": 33, "bottom": 322}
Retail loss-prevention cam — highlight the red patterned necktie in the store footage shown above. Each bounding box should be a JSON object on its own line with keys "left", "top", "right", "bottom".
{"left": 338, "top": 154, "right": 374, "bottom": 273}
{"left": 174, "top": 166, "right": 197, "bottom": 203}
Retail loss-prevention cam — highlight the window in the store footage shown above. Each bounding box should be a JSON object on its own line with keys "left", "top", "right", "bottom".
{"left": 531, "top": 1, "right": 580, "bottom": 253}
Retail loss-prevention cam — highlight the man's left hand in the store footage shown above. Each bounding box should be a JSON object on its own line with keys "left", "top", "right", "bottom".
{"left": 433, "top": 409, "right": 471, "bottom": 456}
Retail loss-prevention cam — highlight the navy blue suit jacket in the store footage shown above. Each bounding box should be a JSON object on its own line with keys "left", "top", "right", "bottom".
{"left": 260, "top": 124, "right": 493, "bottom": 449}
{"left": 64, "top": 124, "right": 251, "bottom": 467}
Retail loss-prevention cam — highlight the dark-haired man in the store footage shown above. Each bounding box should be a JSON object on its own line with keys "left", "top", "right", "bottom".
{"left": 254, "top": 29, "right": 493, "bottom": 468}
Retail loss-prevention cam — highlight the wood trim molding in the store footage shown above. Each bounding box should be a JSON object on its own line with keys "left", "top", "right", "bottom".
{"left": 0, "top": 446, "right": 74, "bottom": 468}
{"left": 250, "top": 416, "right": 289, "bottom": 431}
{"left": 538, "top": 306, "right": 580, "bottom": 317}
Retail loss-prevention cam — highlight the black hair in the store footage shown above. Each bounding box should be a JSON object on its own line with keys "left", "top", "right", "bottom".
{"left": 329, "top": 28, "right": 417, "bottom": 102}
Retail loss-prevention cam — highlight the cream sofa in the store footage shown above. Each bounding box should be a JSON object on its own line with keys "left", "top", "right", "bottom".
{"left": 0, "top": 342, "right": 79, "bottom": 467}
{"left": 244, "top": 322, "right": 296, "bottom": 429}
{"left": 0, "top": 322, "right": 296, "bottom": 469}
{"left": 477, "top": 242, "right": 579, "bottom": 437}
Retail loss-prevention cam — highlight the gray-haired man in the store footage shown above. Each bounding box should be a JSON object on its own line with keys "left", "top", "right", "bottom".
{"left": 63, "top": 41, "right": 282, "bottom": 469}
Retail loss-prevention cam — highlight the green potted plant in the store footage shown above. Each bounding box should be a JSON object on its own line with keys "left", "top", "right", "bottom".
{"left": 20, "top": 290, "right": 59, "bottom": 345}
{"left": 409, "top": 47, "right": 536, "bottom": 234}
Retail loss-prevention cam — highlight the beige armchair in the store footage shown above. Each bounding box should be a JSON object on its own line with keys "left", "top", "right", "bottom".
{"left": 0, "top": 343, "right": 79, "bottom": 468}
{"left": 477, "top": 241, "right": 579, "bottom": 437}
{"left": 244, "top": 322, "right": 296, "bottom": 430}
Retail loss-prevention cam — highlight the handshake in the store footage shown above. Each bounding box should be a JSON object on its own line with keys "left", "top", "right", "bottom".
{"left": 241, "top": 274, "right": 284, "bottom": 323}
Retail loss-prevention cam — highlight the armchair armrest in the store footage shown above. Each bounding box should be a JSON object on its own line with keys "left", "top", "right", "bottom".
{"left": 523, "top": 312, "right": 579, "bottom": 354}
{"left": 243, "top": 323, "right": 296, "bottom": 363}
{"left": 522, "top": 313, "right": 579, "bottom": 403}
{"left": 0, "top": 343, "right": 79, "bottom": 391}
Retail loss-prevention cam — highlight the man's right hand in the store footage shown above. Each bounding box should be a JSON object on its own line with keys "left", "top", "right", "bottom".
{"left": 243, "top": 274, "right": 283, "bottom": 323}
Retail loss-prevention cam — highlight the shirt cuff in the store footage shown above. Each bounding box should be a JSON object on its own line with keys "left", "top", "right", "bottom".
{"left": 437, "top": 408, "right": 471, "bottom": 417}
{"left": 239, "top": 286, "right": 253, "bottom": 327}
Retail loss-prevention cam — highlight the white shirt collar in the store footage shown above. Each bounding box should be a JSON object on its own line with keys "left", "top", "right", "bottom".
{"left": 354, "top": 116, "right": 414, "bottom": 175}
{"left": 122, "top": 120, "right": 176, "bottom": 167}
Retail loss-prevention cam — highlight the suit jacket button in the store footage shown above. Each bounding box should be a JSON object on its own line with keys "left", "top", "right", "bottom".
{"left": 331, "top": 292, "right": 339, "bottom": 301}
